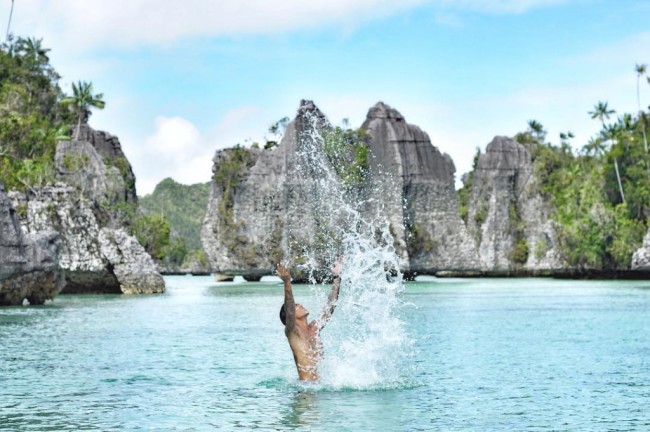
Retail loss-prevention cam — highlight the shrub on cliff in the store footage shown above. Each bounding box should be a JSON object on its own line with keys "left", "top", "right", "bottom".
{"left": 0, "top": 36, "right": 74, "bottom": 191}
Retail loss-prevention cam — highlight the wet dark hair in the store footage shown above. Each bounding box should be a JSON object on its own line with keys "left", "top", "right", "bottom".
{"left": 279, "top": 304, "right": 286, "bottom": 325}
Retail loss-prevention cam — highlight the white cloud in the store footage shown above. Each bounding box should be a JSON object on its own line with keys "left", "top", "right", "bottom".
{"left": 146, "top": 117, "right": 202, "bottom": 155}
{"left": 3, "top": 0, "right": 582, "bottom": 51}
{"left": 436, "top": 0, "right": 571, "bottom": 14}
{"left": 133, "top": 106, "right": 265, "bottom": 195}
{"left": 7, "top": 0, "right": 426, "bottom": 51}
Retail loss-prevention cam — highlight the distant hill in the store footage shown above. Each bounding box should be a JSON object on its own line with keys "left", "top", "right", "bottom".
{"left": 139, "top": 178, "right": 211, "bottom": 251}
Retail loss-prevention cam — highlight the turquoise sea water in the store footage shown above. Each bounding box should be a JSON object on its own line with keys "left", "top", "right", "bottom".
{"left": 1, "top": 275, "right": 650, "bottom": 431}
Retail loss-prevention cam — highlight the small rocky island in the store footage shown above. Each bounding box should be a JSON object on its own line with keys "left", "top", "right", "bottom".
{"left": 1, "top": 125, "right": 165, "bottom": 304}
{"left": 202, "top": 100, "right": 650, "bottom": 279}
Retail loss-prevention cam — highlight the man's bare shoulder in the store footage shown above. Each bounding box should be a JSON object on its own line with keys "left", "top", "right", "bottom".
{"left": 285, "top": 326, "right": 301, "bottom": 338}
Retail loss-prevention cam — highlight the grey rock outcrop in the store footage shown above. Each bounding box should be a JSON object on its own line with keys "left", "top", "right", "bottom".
{"left": 9, "top": 184, "right": 164, "bottom": 294}
{"left": 361, "top": 102, "right": 481, "bottom": 273}
{"left": 631, "top": 230, "right": 650, "bottom": 271}
{"left": 56, "top": 124, "right": 137, "bottom": 226}
{"left": 0, "top": 182, "right": 64, "bottom": 305}
{"left": 98, "top": 228, "right": 165, "bottom": 294}
{"left": 201, "top": 100, "right": 482, "bottom": 277}
{"left": 202, "top": 100, "right": 330, "bottom": 279}
{"left": 464, "top": 136, "right": 562, "bottom": 273}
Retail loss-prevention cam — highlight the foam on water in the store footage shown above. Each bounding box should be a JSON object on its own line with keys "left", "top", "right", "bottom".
{"left": 284, "top": 112, "right": 413, "bottom": 389}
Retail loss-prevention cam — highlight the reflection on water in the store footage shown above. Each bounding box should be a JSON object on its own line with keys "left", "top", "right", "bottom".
{"left": 282, "top": 391, "right": 319, "bottom": 427}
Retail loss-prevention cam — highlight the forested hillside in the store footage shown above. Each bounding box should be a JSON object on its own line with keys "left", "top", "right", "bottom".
{"left": 139, "top": 178, "right": 211, "bottom": 272}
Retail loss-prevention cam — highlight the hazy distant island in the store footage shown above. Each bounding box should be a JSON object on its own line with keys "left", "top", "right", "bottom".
{"left": 2, "top": 36, "right": 650, "bottom": 305}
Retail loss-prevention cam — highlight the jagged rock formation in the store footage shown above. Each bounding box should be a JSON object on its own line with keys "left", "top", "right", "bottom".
{"left": 98, "top": 228, "right": 166, "bottom": 294}
{"left": 202, "top": 100, "right": 481, "bottom": 277}
{"left": 56, "top": 124, "right": 137, "bottom": 226}
{"left": 202, "top": 100, "right": 331, "bottom": 279}
{"left": 0, "top": 182, "right": 64, "bottom": 305}
{"left": 362, "top": 102, "right": 481, "bottom": 274}
{"left": 464, "top": 136, "right": 562, "bottom": 273}
{"left": 9, "top": 184, "right": 164, "bottom": 294}
{"left": 631, "top": 230, "right": 650, "bottom": 271}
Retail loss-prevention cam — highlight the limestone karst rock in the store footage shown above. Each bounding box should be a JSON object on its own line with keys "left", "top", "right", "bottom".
{"left": 55, "top": 124, "right": 137, "bottom": 226}
{"left": 201, "top": 100, "right": 482, "bottom": 278}
{"left": 0, "top": 182, "right": 64, "bottom": 305}
{"left": 202, "top": 100, "right": 331, "bottom": 280}
{"left": 631, "top": 230, "right": 650, "bottom": 271}
{"left": 9, "top": 184, "right": 164, "bottom": 294}
{"left": 7, "top": 123, "right": 164, "bottom": 295}
{"left": 464, "top": 136, "right": 561, "bottom": 273}
{"left": 361, "top": 102, "right": 481, "bottom": 274}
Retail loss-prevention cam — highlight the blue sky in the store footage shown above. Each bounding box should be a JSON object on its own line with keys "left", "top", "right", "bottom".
{"left": 3, "top": 0, "right": 650, "bottom": 193}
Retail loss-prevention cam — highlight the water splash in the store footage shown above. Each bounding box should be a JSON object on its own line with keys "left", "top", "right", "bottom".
{"left": 285, "top": 111, "right": 413, "bottom": 389}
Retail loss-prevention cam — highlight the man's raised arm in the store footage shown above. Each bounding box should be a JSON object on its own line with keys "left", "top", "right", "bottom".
{"left": 319, "top": 257, "right": 343, "bottom": 329}
{"left": 276, "top": 263, "right": 296, "bottom": 332}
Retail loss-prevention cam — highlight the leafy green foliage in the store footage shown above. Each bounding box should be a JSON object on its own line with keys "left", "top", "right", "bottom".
{"left": 139, "top": 178, "right": 211, "bottom": 262}
{"left": 457, "top": 147, "right": 480, "bottom": 224}
{"left": 130, "top": 213, "right": 171, "bottom": 261}
{"left": 406, "top": 223, "right": 437, "bottom": 257}
{"left": 322, "top": 125, "right": 369, "bottom": 186}
{"left": 510, "top": 100, "right": 650, "bottom": 270}
{"left": 213, "top": 146, "right": 254, "bottom": 217}
{"left": 61, "top": 80, "right": 105, "bottom": 139}
{"left": 0, "top": 36, "right": 74, "bottom": 191}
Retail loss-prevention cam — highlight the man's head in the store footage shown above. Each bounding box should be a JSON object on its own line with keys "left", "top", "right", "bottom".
{"left": 279, "top": 303, "right": 309, "bottom": 325}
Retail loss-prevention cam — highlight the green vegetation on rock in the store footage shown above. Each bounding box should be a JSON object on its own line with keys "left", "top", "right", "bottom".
{"left": 0, "top": 36, "right": 75, "bottom": 191}
{"left": 322, "top": 124, "right": 369, "bottom": 186}
{"left": 513, "top": 90, "right": 650, "bottom": 270}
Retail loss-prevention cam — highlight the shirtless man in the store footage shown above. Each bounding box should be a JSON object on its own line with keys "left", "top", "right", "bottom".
{"left": 276, "top": 259, "right": 342, "bottom": 381}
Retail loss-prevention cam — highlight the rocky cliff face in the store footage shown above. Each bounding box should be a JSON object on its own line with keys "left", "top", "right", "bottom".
{"left": 464, "top": 136, "right": 562, "bottom": 273}
{"left": 0, "top": 182, "right": 64, "bottom": 305}
{"left": 361, "top": 102, "right": 481, "bottom": 274}
{"left": 9, "top": 184, "right": 164, "bottom": 294}
{"left": 631, "top": 230, "right": 650, "bottom": 271}
{"left": 202, "top": 100, "right": 481, "bottom": 277}
{"left": 202, "top": 100, "right": 331, "bottom": 279}
{"left": 6, "top": 123, "right": 164, "bottom": 295}
{"left": 55, "top": 124, "right": 137, "bottom": 226}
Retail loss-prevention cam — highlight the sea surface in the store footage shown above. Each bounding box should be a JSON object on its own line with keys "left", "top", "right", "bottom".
{"left": 1, "top": 276, "right": 650, "bottom": 431}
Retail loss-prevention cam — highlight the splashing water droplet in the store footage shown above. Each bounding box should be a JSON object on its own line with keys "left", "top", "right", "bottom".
{"left": 286, "top": 111, "right": 413, "bottom": 389}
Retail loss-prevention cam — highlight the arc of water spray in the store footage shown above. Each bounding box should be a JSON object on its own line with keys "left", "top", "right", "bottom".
{"left": 6, "top": 0, "right": 15, "bottom": 42}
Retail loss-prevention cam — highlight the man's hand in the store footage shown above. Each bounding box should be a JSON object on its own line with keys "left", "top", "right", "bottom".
{"left": 276, "top": 263, "right": 291, "bottom": 282}
{"left": 330, "top": 256, "right": 344, "bottom": 277}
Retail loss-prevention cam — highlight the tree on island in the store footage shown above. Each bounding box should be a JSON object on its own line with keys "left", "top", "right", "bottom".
{"left": 635, "top": 63, "right": 648, "bottom": 153}
{"left": 589, "top": 101, "right": 625, "bottom": 203}
{"left": 16, "top": 37, "right": 50, "bottom": 66}
{"left": 527, "top": 119, "right": 546, "bottom": 141}
{"left": 62, "top": 80, "right": 105, "bottom": 140}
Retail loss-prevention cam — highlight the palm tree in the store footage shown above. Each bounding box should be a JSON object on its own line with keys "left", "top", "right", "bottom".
{"left": 5, "top": 0, "right": 14, "bottom": 42}
{"left": 527, "top": 119, "right": 545, "bottom": 142}
{"left": 61, "top": 81, "right": 106, "bottom": 140}
{"left": 589, "top": 101, "right": 615, "bottom": 127}
{"left": 605, "top": 123, "right": 626, "bottom": 203}
{"left": 636, "top": 64, "right": 648, "bottom": 153}
{"left": 16, "top": 37, "right": 50, "bottom": 66}
{"left": 582, "top": 137, "right": 605, "bottom": 156}
{"left": 589, "top": 102, "right": 624, "bottom": 202}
